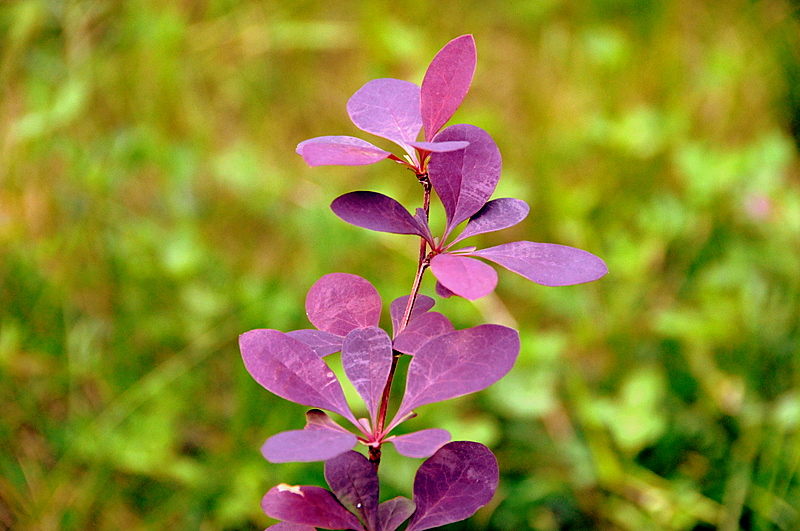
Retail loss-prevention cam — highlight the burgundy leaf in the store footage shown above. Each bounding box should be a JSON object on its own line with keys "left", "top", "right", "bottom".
{"left": 265, "top": 523, "right": 317, "bottom": 531}
{"left": 347, "top": 78, "right": 422, "bottom": 148}
{"left": 390, "top": 295, "right": 436, "bottom": 336}
{"left": 450, "top": 198, "right": 530, "bottom": 245}
{"left": 297, "top": 136, "right": 391, "bottom": 167}
{"left": 262, "top": 485, "right": 363, "bottom": 530}
{"left": 286, "top": 329, "right": 344, "bottom": 357}
{"left": 239, "top": 329, "right": 356, "bottom": 423}
{"left": 429, "top": 253, "right": 498, "bottom": 301}
{"left": 393, "top": 312, "right": 454, "bottom": 355}
{"left": 407, "top": 140, "right": 469, "bottom": 153}
{"left": 405, "top": 442, "right": 499, "bottom": 531}
{"left": 331, "top": 192, "right": 429, "bottom": 239}
{"left": 421, "top": 35, "right": 477, "bottom": 140}
{"left": 473, "top": 241, "right": 608, "bottom": 286}
{"left": 324, "top": 451, "right": 379, "bottom": 531}
{"left": 341, "top": 327, "right": 393, "bottom": 423}
{"left": 378, "top": 497, "right": 416, "bottom": 531}
{"left": 306, "top": 273, "right": 382, "bottom": 337}
{"left": 261, "top": 428, "right": 357, "bottom": 463}
{"left": 428, "top": 124, "right": 502, "bottom": 233}
{"left": 388, "top": 429, "right": 451, "bottom": 458}
{"left": 392, "top": 325, "right": 519, "bottom": 425}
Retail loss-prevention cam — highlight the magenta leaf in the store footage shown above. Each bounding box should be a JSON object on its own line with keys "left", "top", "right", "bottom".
{"left": 266, "top": 523, "right": 317, "bottom": 531}
{"left": 429, "top": 253, "right": 498, "bottom": 301}
{"left": 473, "top": 241, "right": 609, "bottom": 286}
{"left": 239, "top": 329, "right": 356, "bottom": 423}
{"left": 331, "top": 192, "right": 430, "bottom": 239}
{"left": 341, "top": 327, "right": 393, "bottom": 423}
{"left": 286, "top": 329, "right": 344, "bottom": 357}
{"left": 428, "top": 124, "right": 502, "bottom": 234}
{"left": 421, "top": 35, "right": 477, "bottom": 140}
{"left": 393, "top": 325, "right": 519, "bottom": 424}
{"left": 450, "top": 198, "right": 530, "bottom": 245}
{"left": 378, "top": 497, "right": 416, "bottom": 531}
{"left": 388, "top": 428, "right": 451, "bottom": 458}
{"left": 407, "top": 140, "right": 469, "bottom": 153}
{"left": 261, "top": 428, "right": 357, "bottom": 463}
{"left": 405, "top": 441, "right": 499, "bottom": 531}
{"left": 261, "top": 410, "right": 357, "bottom": 464}
{"left": 347, "top": 78, "right": 422, "bottom": 149}
{"left": 324, "top": 451, "right": 379, "bottom": 531}
{"left": 390, "top": 294, "right": 436, "bottom": 336}
{"left": 262, "top": 485, "right": 363, "bottom": 530}
{"left": 297, "top": 136, "right": 392, "bottom": 167}
{"left": 393, "top": 312, "right": 454, "bottom": 355}
{"left": 306, "top": 273, "right": 382, "bottom": 337}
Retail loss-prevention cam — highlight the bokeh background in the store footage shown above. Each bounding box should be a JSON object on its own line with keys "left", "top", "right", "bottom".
{"left": 2, "top": 0, "right": 800, "bottom": 529}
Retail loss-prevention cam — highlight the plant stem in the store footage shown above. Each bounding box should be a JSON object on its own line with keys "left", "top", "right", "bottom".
{"left": 368, "top": 172, "right": 432, "bottom": 470}
{"left": 400, "top": 170, "right": 431, "bottom": 334}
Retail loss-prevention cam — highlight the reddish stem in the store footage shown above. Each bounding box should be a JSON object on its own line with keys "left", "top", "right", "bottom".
{"left": 368, "top": 171, "right": 431, "bottom": 470}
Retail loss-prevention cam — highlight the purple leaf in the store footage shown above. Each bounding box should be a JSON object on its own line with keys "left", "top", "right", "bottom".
{"left": 261, "top": 410, "right": 358, "bottom": 464}
{"left": 239, "top": 329, "right": 356, "bottom": 423}
{"left": 306, "top": 273, "right": 382, "bottom": 337}
{"left": 473, "top": 241, "right": 609, "bottom": 286}
{"left": 450, "top": 198, "right": 530, "bottom": 245}
{"left": 390, "top": 295, "right": 436, "bottom": 336}
{"left": 421, "top": 35, "right": 477, "bottom": 141}
{"left": 286, "top": 329, "right": 344, "bottom": 357}
{"left": 378, "top": 497, "right": 416, "bottom": 531}
{"left": 428, "top": 124, "right": 502, "bottom": 233}
{"left": 435, "top": 281, "right": 455, "bottom": 299}
{"left": 305, "top": 409, "right": 353, "bottom": 432}
{"left": 341, "top": 327, "right": 393, "bottom": 423}
{"left": 265, "top": 523, "right": 317, "bottom": 531}
{"left": 393, "top": 312, "right": 454, "bottom": 355}
{"left": 331, "top": 192, "right": 429, "bottom": 239}
{"left": 393, "top": 325, "right": 519, "bottom": 424}
{"left": 407, "top": 140, "right": 469, "bottom": 153}
{"left": 297, "top": 136, "right": 391, "bottom": 167}
{"left": 388, "top": 429, "right": 451, "bottom": 458}
{"left": 405, "top": 442, "right": 499, "bottom": 531}
{"left": 412, "top": 208, "right": 435, "bottom": 244}
{"left": 429, "top": 253, "right": 498, "bottom": 301}
{"left": 324, "top": 451, "right": 379, "bottom": 531}
{"left": 347, "top": 78, "right": 422, "bottom": 148}
{"left": 262, "top": 484, "right": 363, "bottom": 530}
{"left": 261, "top": 428, "right": 357, "bottom": 463}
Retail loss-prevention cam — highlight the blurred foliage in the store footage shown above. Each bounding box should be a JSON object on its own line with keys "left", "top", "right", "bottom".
{"left": 1, "top": 0, "right": 800, "bottom": 529}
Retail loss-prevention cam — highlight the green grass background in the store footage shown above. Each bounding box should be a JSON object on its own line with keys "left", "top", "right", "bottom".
{"left": 1, "top": 0, "right": 799, "bottom": 529}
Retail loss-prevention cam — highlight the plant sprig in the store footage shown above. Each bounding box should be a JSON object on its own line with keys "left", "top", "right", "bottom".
{"left": 239, "top": 34, "right": 607, "bottom": 531}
